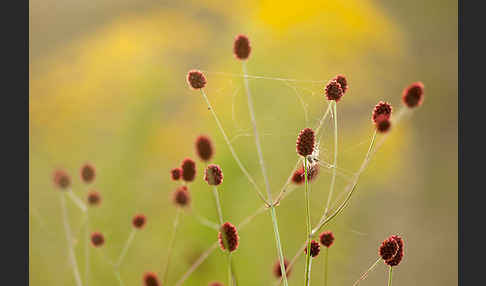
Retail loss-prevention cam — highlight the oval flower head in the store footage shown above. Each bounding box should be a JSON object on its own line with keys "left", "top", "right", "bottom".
{"left": 296, "top": 128, "right": 315, "bottom": 157}
{"left": 379, "top": 236, "right": 399, "bottom": 260}
{"left": 195, "top": 135, "right": 214, "bottom": 162}
{"left": 402, "top": 82, "right": 424, "bottom": 108}
{"left": 173, "top": 185, "right": 191, "bottom": 207}
{"left": 385, "top": 235, "right": 404, "bottom": 267}
{"left": 80, "top": 163, "right": 96, "bottom": 184}
{"left": 319, "top": 231, "right": 335, "bottom": 248}
{"left": 181, "top": 158, "right": 196, "bottom": 182}
{"left": 143, "top": 272, "right": 160, "bottom": 286}
{"left": 90, "top": 232, "right": 105, "bottom": 247}
{"left": 53, "top": 169, "right": 71, "bottom": 190}
{"left": 170, "top": 167, "right": 182, "bottom": 181}
{"left": 204, "top": 164, "right": 224, "bottom": 186}
{"left": 187, "top": 69, "right": 207, "bottom": 90}
{"left": 372, "top": 101, "right": 392, "bottom": 123}
{"left": 233, "top": 34, "right": 251, "bottom": 60}
{"left": 304, "top": 240, "right": 321, "bottom": 257}
{"left": 325, "top": 79, "right": 344, "bottom": 102}
{"left": 218, "top": 222, "right": 239, "bottom": 252}
{"left": 132, "top": 214, "right": 147, "bottom": 229}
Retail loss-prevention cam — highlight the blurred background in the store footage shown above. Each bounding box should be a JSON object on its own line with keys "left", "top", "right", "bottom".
{"left": 29, "top": 0, "right": 457, "bottom": 285}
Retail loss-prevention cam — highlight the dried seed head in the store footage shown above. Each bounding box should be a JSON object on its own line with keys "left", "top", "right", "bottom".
{"left": 325, "top": 79, "right": 344, "bottom": 102}
{"left": 208, "top": 282, "right": 224, "bottom": 286}
{"left": 80, "top": 163, "right": 96, "bottom": 184}
{"left": 204, "top": 164, "right": 224, "bottom": 186}
{"left": 334, "top": 74, "right": 348, "bottom": 94}
{"left": 372, "top": 101, "right": 393, "bottom": 123}
{"left": 53, "top": 170, "right": 71, "bottom": 190}
{"left": 87, "top": 191, "right": 101, "bottom": 206}
{"left": 273, "top": 258, "right": 292, "bottom": 279}
{"left": 218, "top": 222, "right": 239, "bottom": 252}
{"left": 379, "top": 237, "right": 399, "bottom": 261}
{"left": 402, "top": 82, "right": 424, "bottom": 108}
{"left": 173, "top": 185, "right": 191, "bottom": 207}
{"left": 132, "top": 214, "right": 147, "bottom": 229}
{"left": 291, "top": 164, "right": 320, "bottom": 185}
{"left": 143, "top": 272, "right": 160, "bottom": 286}
{"left": 296, "top": 128, "right": 315, "bottom": 157}
{"left": 187, "top": 69, "right": 207, "bottom": 90}
{"left": 195, "top": 135, "right": 214, "bottom": 162}
{"left": 385, "top": 235, "right": 404, "bottom": 267}
{"left": 319, "top": 231, "right": 335, "bottom": 248}
{"left": 170, "top": 168, "right": 182, "bottom": 181}
{"left": 181, "top": 158, "right": 196, "bottom": 182}
{"left": 90, "top": 232, "right": 104, "bottom": 247}
{"left": 233, "top": 34, "right": 251, "bottom": 60}
{"left": 304, "top": 240, "right": 321, "bottom": 257}
{"left": 375, "top": 115, "right": 391, "bottom": 133}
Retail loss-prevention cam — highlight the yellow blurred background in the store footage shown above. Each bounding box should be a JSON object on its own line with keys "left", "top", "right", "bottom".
{"left": 29, "top": 0, "right": 457, "bottom": 285}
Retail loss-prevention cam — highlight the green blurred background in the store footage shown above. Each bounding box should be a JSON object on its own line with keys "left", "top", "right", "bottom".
{"left": 29, "top": 0, "right": 457, "bottom": 285}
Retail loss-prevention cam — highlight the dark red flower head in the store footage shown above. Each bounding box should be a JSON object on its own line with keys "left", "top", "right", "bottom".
{"left": 296, "top": 128, "right": 315, "bottom": 157}
{"left": 218, "top": 222, "right": 239, "bottom": 252}
{"left": 385, "top": 235, "right": 404, "bottom": 267}
{"left": 187, "top": 69, "right": 207, "bottom": 90}
{"left": 273, "top": 258, "right": 292, "bottom": 279}
{"left": 87, "top": 191, "right": 101, "bottom": 206}
{"left": 90, "top": 232, "right": 104, "bottom": 247}
{"left": 181, "top": 158, "right": 196, "bottom": 182}
{"left": 334, "top": 74, "right": 348, "bottom": 94}
{"left": 325, "top": 79, "right": 344, "bottom": 102}
{"left": 379, "top": 236, "right": 399, "bottom": 261}
{"left": 204, "top": 164, "right": 224, "bottom": 186}
{"left": 173, "top": 185, "right": 191, "bottom": 207}
{"left": 195, "top": 135, "right": 214, "bottom": 162}
{"left": 132, "top": 214, "right": 147, "bottom": 229}
{"left": 402, "top": 82, "right": 424, "bottom": 108}
{"left": 208, "top": 282, "right": 223, "bottom": 286}
{"left": 233, "top": 34, "right": 251, "bottom": 60}
{"left": 53, "top": 169, "right": 71, "bottom": 190}
{"left": 291, "top": 164, "right": 320, "bottom": 185}
{"left": 170, "top": 168, "right": 182, "bottom": 181}
{"left": 143, "top": 272, "right": 160, "bottom": 286}
{"left": 375, "top": 115, "right": 391, "bottom": 133}
{"left": 319, "top": 231, "right": 335, "bottom": 248}
{"left": 304, "top": 240, "right": 321, "bottom": 257}
{"left": 372, "top": 101, "right": 393, "bottom": 123}
{"left": 80, "top": 163, "right": 96, "bottom": 184}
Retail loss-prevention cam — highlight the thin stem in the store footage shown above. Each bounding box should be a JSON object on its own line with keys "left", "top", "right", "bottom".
{"left": 388, "top": 266, "right": 393, "bottom": 286}
{"left": 67, "top": 191, "right": 87, "bottom": 212}
{"left": 213, "top": 187, "right": 224, "bottom": 225}
{"left": 200, "top": 89, "right": 268, "bottom": 205}
{"left": 242, "top": 61, "right": 289, "bottom": 286}
{"left": 85, "top": 211, "right": 89, "bottom": 286}
{"left": 307, "top": 257, "right": 313, "bottom": 286}
{"left": 60, "top": 193, "right": 83, "bottom": 286}
{"left": 162, "top": 208, "right": 182, "bottom": 285}
{"left": 304, "top": 160, "right": 312, "bottom": 286}
{"left": 115, "top": 229, "right": 137, "bottom": 268}
{"left": 324, "top": 248, "right": 329, "bottom": 286}
{"left": 174, "top": 242, "right": 219, "bottom": 286}
{"left": 323, "top": 101, "right": 338, "bottom": 216}
{"left": 227, "top": 254, "right": 233, "bottom": 286}
{"left": 114, "top": 270, "right": 125, "bottom": 286}
{"left": 352, "top": 257, "right": 381, "bottom": 286}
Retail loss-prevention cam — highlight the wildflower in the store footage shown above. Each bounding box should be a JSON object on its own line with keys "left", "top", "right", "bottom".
{"left": 296, "top": 128, "right": 315, "bottom": 157}
{"left": 132, "top": 214, "right": 147, "bottom": 229}
{"left": 181, "top": 158, "right": 196, "bottom": 182}
{"left": 334, "top": 74, "right": 348, "bottom": 94}
{"left": 187, "top": 69, "right": 207, "bottom": 90}
{"left": 173, "top": 185, "right": 191, "bottom": 207}
{"left": 273, "top": 259, "right": 291, "bottom": 278}
{"left": 87, "top": 191, "right": 101, "bottom": 206}
{"left": 218, "top": 222, "right": 239, "bottom": 252}
{"left": 80, "top": 163, "right": 96, "bottom": 184}
{"left": 143, "top": 272, "right": 160, "bottom": 286}
{"left": 90, "top": 232, "right": 104, "bottom": 247}
{"left": 53, "top": 169, "right": 71, "bottom": 190}
{"left": 372, "top": 101, "right": 392, "bottom": 123}
{"left": 195, "top": 135, "right": 214, "bottom": 162}
{"left": 204, "top": 164, "right": 224, "bottom": 186}
{"left": 291, "top": 164, "right": 320, "bottom": 184}
{"left": 319, "top": 231, "right": 335, "bottom": 248}
{"left": 402, "top": 82, "right": 424, "bottom": 108}
{"left": 375, "top": 115, "right": 391, "bottom": 133}
{"left": 385, "top": 235, "right": 404, "bottom": 266}
{"left": 233, "top": 34, "right": 251, "bottom": 60}
{"left": 379, "top": 236, "right": 399, "bottom": 261}
{"left": 325, "top": 79, "right": 344, "bottom": 102}
{"left": 304, "top": 240, "right": 321, "bottom": 257}
{"left": 171, "top": 168, "right": 182, "bottom": 181}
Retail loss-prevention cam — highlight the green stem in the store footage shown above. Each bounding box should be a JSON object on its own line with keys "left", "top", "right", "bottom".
{"left": 85, "top": 211, "right": 89, "bottom": 286}
{"left": 323, "top": 101, "right": 338, "bottom": 217}
{"left": 307, "top": 256, "right": 313, "bottom": 286}
{"left": 114, "top": 271, "right": 125, "bottom": 286}
{"left": 228, "top": 254, "right": 233, "bottom": 286}
{"left": 387, "top": 266, "right": 393, "bottom": 286}
{"left": 115, "top": 229, "right": 137, "bottom": 268}
{"left": 352, "top": 257, "right": 381, "bottom": 286}
{"left": 162, "top": 208, "right": 181, "bottom": 285}
{"left": 324, "top": 248, "right": 329, "bottom": 286}
{"left": 60, "top": 193, "right": 83, "bottom": 286}
{"left": 213, "top": 187, "right": 224, "bottom": 225}
{"left": 304, "top": 160, "right": 312, "bottom": 286}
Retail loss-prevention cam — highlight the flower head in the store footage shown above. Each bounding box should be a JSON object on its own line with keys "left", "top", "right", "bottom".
{"left": 204, "top": 164, "right": 224, "bottom": 186}
{"left": 90, "top": 232, "right": 104, "bottom": 247}
{"left": 53, "top": 169, "right": 71, "bottom": 190}
{"left": 375, "top": 115, "right": 391, "bottom": 133}
{"left": 80, "top": 163, "right": 96, "bottom": 184}
{"left": 334, "top": 74, "right": 348, "bottom": 94}
{"left": 372, "top": 101, "right": 392, "bottom": 123}
{"left": 181, "top": 158, "right": 196, "bottom": 182}
{"left": 233, "top": 34, "right": 251, "bottom": 60}
{"left": 325, "top": 79, "right": 344, "bottom": 102}
{"left": 187, "top": 69, "right": 207, "bottom": 90}
{"left": 218, "top": 222, "right": 239, "bottom": 252}
{"left": 143, "top": 272, "right": 160, "bottom": 286}
{"left": 402, "top": 82, "right": 424, "bottom": 108}
{"left": 195, "top": 135, "right": 214, "bottom": 162}
{"left": 171, "top": 168, "right": 182, "bottom": 181}
{"left": 379, "top": 236, "right": 399, "bottom": 260}
{"left": 173, "top": 185, "right": 191, "bottom": 207}
{"left": 87, "top": 191, "right": 101, "bottom": 206}
{"left": 132, "top": 214, "right": 147, "bottom": 229}
{"left": 385, "top": 235, "right": 404, "bottom": 267}
{"left": 296, "top": 128, "right": 315, "bottom": 157}
{"left": 273, "top": 258, "right": 291, "bottom": 278}
{"left": 319, "top": 231, "right": 335, "bottom": 248}
{"left": 291, "top": 164, "right": 320, "bottom": 185}
{"left": 304, "top": 240, "right": 321, "bottom": 257}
